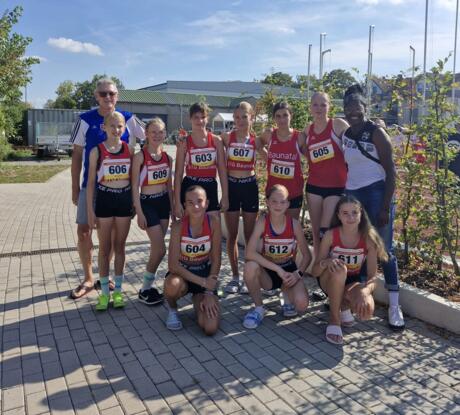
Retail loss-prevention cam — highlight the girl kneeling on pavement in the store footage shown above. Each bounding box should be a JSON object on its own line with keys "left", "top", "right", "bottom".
{"left": 243, "top": 184, "right": 311, "bottom": 329}
{"left": 312, "top": 195, "right": 388, "bottom": 345}
{"left": 164, "top": 185, "right": 222, "bottom": 335}
{"left": 87, "top": 111, "right": 133, "bottom": 310}
{"left": 132, "top": 117, "right": 173, "bottom": 306}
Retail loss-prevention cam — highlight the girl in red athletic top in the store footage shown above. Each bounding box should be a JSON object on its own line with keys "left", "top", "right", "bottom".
{"left": 165, "top": 185, "right": 222, "bottom": 335}
{"left": 312, "top": 195, "right": 388, "bottom": 345}
{"left": 86, "top": 111, "right": 134, "bottom": 311}
{"left": 243, "top": 185, "right": 312, "bottom": 329}
{"left": 260, "top": 102, "right": 305, "bottom": 220}
{"left": 174, "top": 102, "right": 228, "bottom": 218}
{"left": 302, "top": 92, "right": 349, "bottom": 256}
{"left": 131, "top": 118, "right": 173, "bottom": 306}
{"left": 221, "top": 102, "right": 267, "bottom": 294}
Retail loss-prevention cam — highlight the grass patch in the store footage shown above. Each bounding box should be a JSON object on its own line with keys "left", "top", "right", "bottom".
{"left": 0, "top": 164, "right": 69, "bottom": 184}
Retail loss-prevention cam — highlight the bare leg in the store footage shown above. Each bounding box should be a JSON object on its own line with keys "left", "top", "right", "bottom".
{"left": 112, "top": 217, "right": 131, "bottom": 276}
{"left": 96, "top": 218, "right": 114, "bottom": 278}
{"left": 76, "top": 223, "right": 94, "bottom": 287}
{"left": 145, "top": 224, "right": 167, "bottom": 274}
{"left": 306, "top": 192, "right": 323, "bottom": 256}
{"left": 224, "top": 211, "right": 241, "bottom": 277}
{"left": 243, "top": 261, "right": 273, "bottom": 307}
{"left": 283, "top": 279, "right": 309, "bottom": 314}
{"left": 287, "top": 207, "right": 301, "bottom": 221}
{"left": 164, "top": 274, "right": 188, "bottom": 309}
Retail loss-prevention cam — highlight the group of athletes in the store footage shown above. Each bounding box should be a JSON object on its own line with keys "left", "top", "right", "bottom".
{"left": 70, "top": 78, "right": 405, "bottom": 345}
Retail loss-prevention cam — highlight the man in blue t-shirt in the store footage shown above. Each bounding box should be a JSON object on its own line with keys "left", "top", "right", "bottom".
{"left": 69, "top": 78, "right": 145, "bottom": 299}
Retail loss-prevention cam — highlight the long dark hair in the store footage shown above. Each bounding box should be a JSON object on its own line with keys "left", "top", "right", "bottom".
{"left": 330, "top": 195, "right": 388, "bottom": 261}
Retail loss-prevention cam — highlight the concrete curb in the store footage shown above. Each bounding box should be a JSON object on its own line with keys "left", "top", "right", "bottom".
{"left": 221, "top": 214, "right": 460, "bottom": 335}
{"left": 374, "top": 275, "right": 460, "bottom": 334}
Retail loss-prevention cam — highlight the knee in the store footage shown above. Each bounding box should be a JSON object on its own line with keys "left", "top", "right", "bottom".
{"left": 164, "top": 275, "right": 184, "bottom": 298}
{"left": 202, "top": 320, "right": 219, "bottom": 336}
{"left": 77, "top": 225, "right": 91, "bottom": 242}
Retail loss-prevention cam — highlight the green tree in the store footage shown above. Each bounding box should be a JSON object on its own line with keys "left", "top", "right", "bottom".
{"left": 261, "top": 71, "right": 294, "bottom": 87}
{"left": 0, "top": 6, "right": 39, "bottom": 146}
{"left": 321, "top": 69, "right": 357, "bottom": 98}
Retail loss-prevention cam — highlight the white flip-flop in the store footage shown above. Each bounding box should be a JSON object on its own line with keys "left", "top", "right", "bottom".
{"left": 340, "top": 309, "right": 355, "bottom": 327}
{"left": 326, "top": 324, "right": 343, "bottom": 345}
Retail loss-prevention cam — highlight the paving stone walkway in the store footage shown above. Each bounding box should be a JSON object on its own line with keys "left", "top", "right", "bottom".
{"left": 1, "top": 167, "right": 459, "bottom": 415}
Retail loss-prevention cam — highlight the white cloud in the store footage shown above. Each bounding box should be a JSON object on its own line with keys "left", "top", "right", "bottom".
{"left": 47, "top": 37, "right": 103, "bottom": 56}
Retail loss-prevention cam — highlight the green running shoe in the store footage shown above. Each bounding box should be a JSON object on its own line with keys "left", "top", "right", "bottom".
{"left": 96, "top": 294, "right": 110, "bottom": 311}
{"left": 112, "top": 292, "right": 125, "bottom": 308}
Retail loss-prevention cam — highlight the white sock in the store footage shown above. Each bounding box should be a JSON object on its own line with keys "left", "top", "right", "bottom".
{"left": 389, "top": 291, "right": 399, "bottom": 308}
{"left": 255, "top": 305, "right": 265, "bottom": 315}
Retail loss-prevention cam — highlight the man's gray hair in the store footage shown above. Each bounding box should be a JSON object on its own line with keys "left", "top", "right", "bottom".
{"left": 95, "top": 77, "right": 118, "bottom": 92}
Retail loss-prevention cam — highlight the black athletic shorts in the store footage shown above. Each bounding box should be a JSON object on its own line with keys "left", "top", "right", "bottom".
{"left": 305, "top": 183, "right": 345, "bottom": 198}
{"left": 263, "top": 260, "right": 298, "bottom": 290}
{"left": 289, "top": 195, "right": 304, "bottom": 209}
{"left": 140, "top": 191, "right": 170, "bottom": 227}
{"left": 166, "top": 262, "right": 212, "bottom": 295}
{"left": 181, "top": 176, "right": 220, "bottom": 212}
{"left": 227, "top": 176, "right": 259, "bottom": 213}
{"left": 95, "top": 184, "right": 133, "bottom": 218}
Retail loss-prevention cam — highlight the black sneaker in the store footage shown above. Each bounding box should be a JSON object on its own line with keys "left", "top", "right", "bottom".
{"left": 138, "top": 288, "right": 164, "bottom": 306}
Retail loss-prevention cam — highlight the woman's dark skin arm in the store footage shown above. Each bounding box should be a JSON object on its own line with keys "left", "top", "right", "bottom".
{"left": 372, "top": 127, "right": 396, "bottom": 227}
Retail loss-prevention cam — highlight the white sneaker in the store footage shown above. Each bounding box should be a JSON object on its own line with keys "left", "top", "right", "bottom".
{"left": 225, "top": 279, "right": 240, "bottom": 294}
{"left": 262, "top": 288, "right": 277, "bottom": 297}
{"left": 388, "top": 305, "right": 405, "bottom": 330}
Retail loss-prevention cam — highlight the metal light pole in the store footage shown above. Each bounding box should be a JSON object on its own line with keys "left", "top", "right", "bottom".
{"left": 452, "top": 0, "right": 459, "bottom": 105}
{"left": 410, "top": 46, "right": 416, "bottom": 126}
{"left": 367, "top": 25, "right": 375, "bottom": 109}
{"left": 423, "top": 0, "right": 429, "bottom": 106}
{"left": 319, "top": 33, "right": 326, "bottom": 80}
{"left": 307, "top": 43, "right": 312, "bottom": 101}
{"left": 320, "top": 49, "right": 331, "bottom": 81}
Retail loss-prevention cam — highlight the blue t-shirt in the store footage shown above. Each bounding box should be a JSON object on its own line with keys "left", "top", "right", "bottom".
{"left": 70, "top": 108, "right": 144, "bottom": 187}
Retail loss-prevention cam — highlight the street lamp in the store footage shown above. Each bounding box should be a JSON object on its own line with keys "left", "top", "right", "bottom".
{"left": 319, "top": 33, "right": 326, "bottom": 80}
{"left": 320, "top": 49, "right": 331, "bottom": 81}
{"left": 452, "top": 0, "right": 459, "bottom": 105}
{"left": 423, "top": 0, "right": 429, "bottom": 106}
{"left": 410, "top": 46, "right": 416, "bottom": 126}
{"left": 307, "top": 43, "right": 312, "bottom": 100}
{"left": 367, "top": 25, "right": 375, "bottom": 109}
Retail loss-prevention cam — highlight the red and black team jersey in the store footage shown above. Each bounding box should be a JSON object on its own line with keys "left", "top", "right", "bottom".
{"left": 139, "top": 149, "right": 170, "bottom": 187}
{"left": 306, "top": 119, "right": 347, "bottom": 188}
{"left": 180, "top": 214, "right": 212, "bottom": 265}
{"left": 330, "top": 227, "right": 368, "bottom": 276}
{"left": 226, "top": 131, "right": 256, "bottom": 171}
{"left": 97, "top": 141, "right": 131, "bottom": 183}
{"left": 266, "top": 129, "right": 304, "bottom": 199}
{"left": 262, "top": 214, "right": 297, "bottom": 264}
{"left": 185, "top": 132, "right": 217, "bottom": 178}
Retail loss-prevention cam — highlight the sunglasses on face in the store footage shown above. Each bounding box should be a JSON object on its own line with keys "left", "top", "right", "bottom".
{"left": 98, "top": 91, "right": 117, "bottom": 97}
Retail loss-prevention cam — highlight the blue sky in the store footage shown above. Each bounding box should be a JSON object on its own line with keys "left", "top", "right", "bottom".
{"left": 5, "top": 0, "right": 458, "bottom": 107}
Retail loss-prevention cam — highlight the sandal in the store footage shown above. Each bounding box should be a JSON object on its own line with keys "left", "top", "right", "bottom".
{"left": 69, "top": 283, "right": 94, "bottom": 299}
{"left": 95, "top": 279, "right": 115, "bottom": 291}
{"left": 340, "top": 309, "right": 356, "bottom": 328}
{"left": 326, "top": 324, "right": 344, "bottom": 345}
